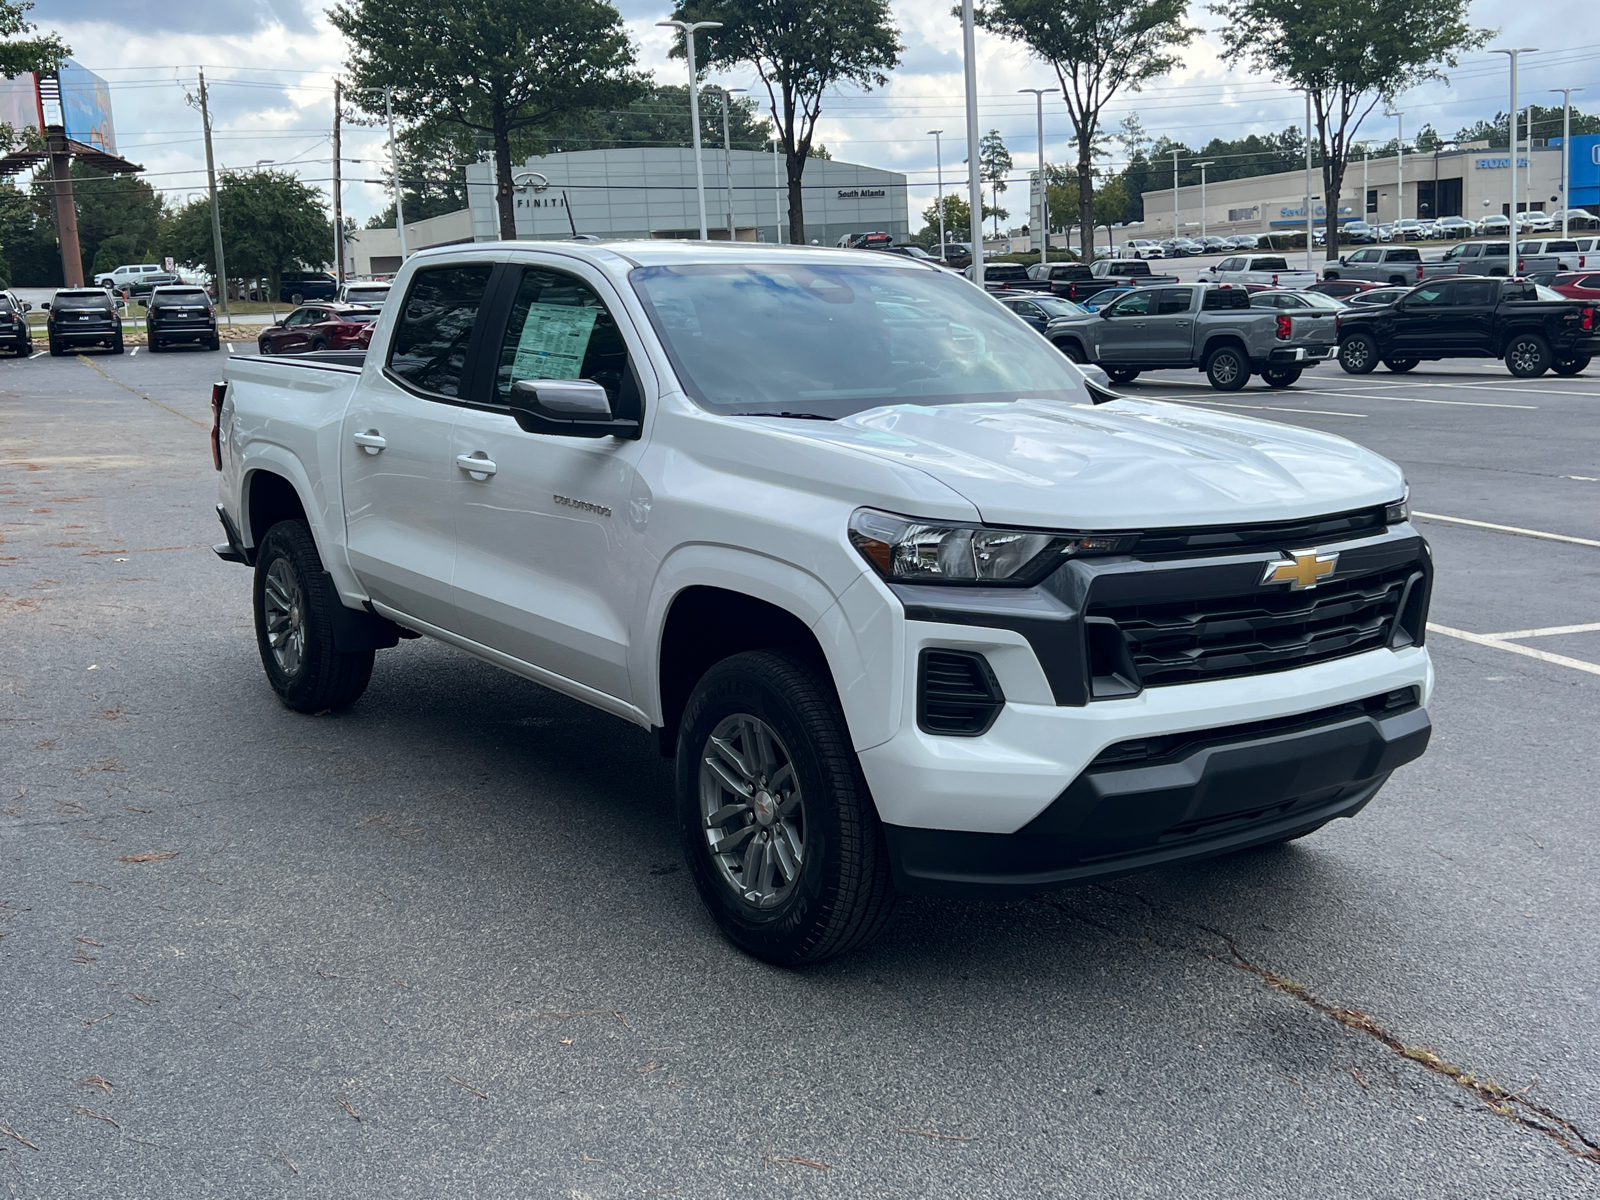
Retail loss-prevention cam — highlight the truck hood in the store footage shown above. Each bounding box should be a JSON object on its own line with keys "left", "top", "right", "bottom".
{"left": 783, "top": 397, "right": 1405, "bottom": 530}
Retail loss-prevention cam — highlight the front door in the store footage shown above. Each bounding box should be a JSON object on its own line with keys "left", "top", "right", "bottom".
{"left": 1093, "top": 290, "right": 1153, "bottom": 363}
{"left": 449, "top": 262, "right": 654, "bottom": 705}
{"left": 1388, "top": 281, "right": 1454, "bottom": 357}
{"left": 341, "top": 260, "right": 498, "bottom": 629}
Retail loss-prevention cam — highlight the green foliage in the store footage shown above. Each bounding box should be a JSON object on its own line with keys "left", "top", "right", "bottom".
{"left": 912, "top": 193, "right": 998, "bottom": 244}
{"left": 543, "top": 84, "right": 774, "bottom": 153}
{"left": 26, "top": 163, "right": 165, "bottom": 281}
{"left": 669, "top": 0, "right": 901, "bottom": 242}
{"left": 979, "top": 129, "right": 1012, "bottom": 193}
{"left": 973, "top": 0, "right": 1197, "bottom": 259}
{"left": 331, "top": 0, "right": 648, "bottom": 240}
{"left": 167, "top": 170, "right": 331, "bottom": 301}
{"left": 1455, "top": 104, "right": 1600, "bottom": 148}
{"left": 0, "top": 0, "right": 67, "bottom": 80}
{"left": 1210, "top": 0, "right": 1489, "bottom": 256}
{"left": 0, "top": 181, "right": 57, "bottom": 285}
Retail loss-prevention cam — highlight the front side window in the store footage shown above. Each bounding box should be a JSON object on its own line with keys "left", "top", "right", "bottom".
{"left": 388, "top": 265, "right": 493, "bottom": 397}
{"left": 1105, "top": 291, "right": 1154, "bottom": 317}
{"left": 1216, "top": 258, "right": 1242, "bottom": 272}
{"left": 1407, "top": 284, "right": 1453, "bottom": 307}
{"left": 494, "top": 267, "right": 631, "bottom": 410}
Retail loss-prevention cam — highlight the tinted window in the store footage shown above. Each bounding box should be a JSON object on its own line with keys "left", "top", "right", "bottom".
{"left": 1453, "top": 280, "right": 1494, "bottom": 306}
{"left": 1202, "top": 288, "right": 1250, "bottom": 310}
{"left": 1106, "top": 291, "right": 1153, "bottom": 316}
{"left": 1583, "top": 275, "right": 1600, "bottom": 288}
{"left": 1156, "top": 288, "right": 1193, "bottom": 314}
{"left": 152, "top": 289, "right": 209, "bottom": 305}
{"left": 1386, "top": 248, "right": 1421, "bottom": 262}
{"left": 1217, "top": 258, "right": 1242, "bottom": 272}
{"left": 388, "top": 265, "right": 493, "bottom": 397}
{"left": 1250, "top": 257, "right": 1289, "bottom": 271}
{"left": 0, "top": 297, "right": 12, "bottom": 313}
{"left": 496, "top": 267, "right": 632, "bottom": 411}
{"left": 1033, "top": 297, "right": 1086, "bottom": 317}
{"left": 1502, "top": 282, "right": 1537, "bottom": 302}
{"left": 54, "top": 292, "right": 114, "bottom": 309}
{"left": 1406, "top": 284, "right": 1452, "bottom": 307}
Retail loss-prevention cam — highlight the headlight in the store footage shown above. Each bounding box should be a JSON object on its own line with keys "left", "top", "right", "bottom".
{"left": 848, "top": 508, "right": 1134, "bottom": 586}
{"left": 1384, "top": 489, "right": 1410, "bottom": 524}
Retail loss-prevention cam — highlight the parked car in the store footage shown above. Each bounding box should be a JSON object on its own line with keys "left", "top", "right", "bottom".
{"left": 275, "top": 271, "right": 339, "bottom": 305}
{"left": 1204, "top": 254, "right": 1320, "bottom": 289}
{"left": 1223, "top": 235, "right": 1260, "bottom": 250}
{"left": 1124, "top": 239, "right": 1166, "bottom": 259}
{"left": 1374, "top": 224, "right": 1397, "bottom": 242}
{"left": 1248, "top": 289, "right": 1349, "bottom": 313}
{"left": 1158, "top": 239, "right": 1187, "bottom": 258}
{"left": 1432, "top": 216, "right": 1475, "bottom": 239}
{"left": 1323, "top": 245, "right": 1457, "bottom": 285}
{"left": 963, "top": 261, "right": 1050, "bottom": 292}
{"left": 1336, "top": 275, "right": 1598, "bottom": 377}
{"left": 1546, "top": 272, "right": 1600, "bottom": 302}
{"left": 1514, "top": 211, "right": 1556, "bottom": 233}
{"left": 255, "top": 303, "right": 379, "bottom": 354}
{"left": 1548, "top": 209, "right": 1600, "bottom": 231}
{"left": 1174, "top": 237, "right": 1205, "bottom": 255}
{"left": 144, "top": 284, "right": 220, "bottom": 352}
{"left": 936, "top": 243, "right": 973, "bottom": 269}
{"left": 1080, "top": 286, "right": 1138, "bottom": 312}
{"left": 45, "top": 288, "right": 123, "bottom": 355}
{"left": 1476, "top": 215, "right": 1511, "bottom": 236}
{"left": 1570, "top": 237, "right": 1600, "bottom": 269}
{"left": 994, "top": 291, "right": 1090, "bottom": 332}
{"left": 1516, "top": 240, "right": 1583, "bottom": 270}
{"left": 94, "top": 262, "right": 166, "bottom": 291}
{"left": 0, "top": 289, "right": 33, "bottom": 355}
{"left": 1308, "top": 278, "right": 1386, "bottom": 300}
{"left": 338, "top": 281, "right": 393, "bottom": 305}
{"left": 212, "top": 240, "right": 1433, "bottom": 964}
{"left": 1042, "top": 282, "right": 1337, "bottom": 389}
{"left": 1034, "top": 260, "right": 1178, "bottom": 305}
{"left": 1341, "top": 221, "right": 1379, "bottom": 244}
{"left": 1434, "top": 240, "right": 1562, "bottom": 278}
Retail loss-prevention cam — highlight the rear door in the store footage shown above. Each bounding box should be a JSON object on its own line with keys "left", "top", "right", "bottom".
{"left": 1142, "top": 287, "right": 1196, "bottom": 363}
{"left": 1439, "top": 277, "right": 1497, "bottom": 352}
{"left": 341, "top": 258, "right": 499, "bottom": 629}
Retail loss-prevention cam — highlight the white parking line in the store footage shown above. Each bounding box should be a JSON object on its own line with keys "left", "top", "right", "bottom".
{"left": 29, "top": 350, "right": 42, "bottom": 359}
{"left": 1149, "top": 397, "right": 1365, "bottom": 417}
{"left": 1428, "top": 623, "right": 1600, "bottom": 676}
{"left": 1298, "top": 390, "right": 1537, "bottom": 410}
{"left": 1412, "top": 511, "right": 1600, "bottom": 548}
{"left": 130, "top": 346, "right": 138, "bottom": 357}
{"left": 1478, "top": 621, "right": 1600, "bottom": 641}
{"left": 226, "top": 343, "right": 234, "bottom": 354}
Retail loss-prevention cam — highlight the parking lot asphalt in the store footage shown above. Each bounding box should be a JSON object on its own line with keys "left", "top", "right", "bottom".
{"left": 2, "top": 347, "right": 1598, "bottom": 1198}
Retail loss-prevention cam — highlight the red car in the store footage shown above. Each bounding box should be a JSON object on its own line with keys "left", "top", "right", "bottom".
{"left": 257, "top": 303, "right": 378, "bottom": 354}
{"left": 1547, "top": 272, "right": 1600, "bottom": 302}
{"left": 1307, "top": 278, "right": 1384, "bottom": 300}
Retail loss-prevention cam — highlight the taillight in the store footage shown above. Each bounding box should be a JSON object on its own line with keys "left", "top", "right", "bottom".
{"left": 210, "top": 380, "right": 227, "bottom": 470}
{"left": 1582, "top": 306, "right": 1594, "bottom": 332}
{"left": 1416, "top": 264, "right": 1424, "bottom": 280}
{"left": 1271, "top": 273, "right": 1279, "bottom": 286}
{"left": 1276, "top": 314, "right": 1292, "bottom": 340}
{"left": 1517, "top": 258, "right": 1525, "bottom": 273}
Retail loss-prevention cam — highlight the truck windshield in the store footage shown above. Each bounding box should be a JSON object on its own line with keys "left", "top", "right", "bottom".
{"left": 631, "top": 263, "right": 1083, "bottom": 419}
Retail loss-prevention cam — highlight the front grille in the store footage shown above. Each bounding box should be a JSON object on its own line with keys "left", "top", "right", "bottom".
{"left": 1087, "top": 565, "right": 1418, "bottom": 688}
{"left": 917, "top": 649, "right": 1005, "bottom": 736}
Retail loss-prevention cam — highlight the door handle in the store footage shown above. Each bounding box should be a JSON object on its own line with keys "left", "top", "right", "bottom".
{"left": 456, "top": 452, "right": 497, "bottom": 478}
{"left": 353, "top": 430, "right": 386, "bottom": 454}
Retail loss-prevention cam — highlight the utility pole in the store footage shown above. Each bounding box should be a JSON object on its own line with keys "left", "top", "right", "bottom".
{"left": 1551, "top": 87, "right": 1584, "bottom": 236}
{"left": 1019, "top": 88, "right": 1057, "bottom": 265}
{"left": 770, "top": 134, "right": 783, "bottom": 243}
{"left": 928, "top": 130, "right": 945, "bottom": 252}
{"left": 333, "top": 78, "right": 344, "bottom": 285}
{"left": 44, "top": 127, "right": 83, "bottom": 288}
{"left": 722, "top": 87, "right": 745, "bottom": 242}
{"left": 1386, "top": 109, "right": 1404, "bottom": 223}
{"left": 197, "top": 69, "right": 230, "bottom": 320}
{"left": 1173, "top": 148, "right": 1179, "bottom": 239}
{"left": 961, "top": 0, "right": 983, "bottom": 285}
{"left": 383, "top": 88, "right": 407, "bottom": 255}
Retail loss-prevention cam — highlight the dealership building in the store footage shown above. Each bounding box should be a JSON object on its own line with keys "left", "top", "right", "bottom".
{"left": 347, "top": 148, "right": 909, "bottom": 275}
{"left": 1128, "top": 136, "right": 1600, "bottom": 239}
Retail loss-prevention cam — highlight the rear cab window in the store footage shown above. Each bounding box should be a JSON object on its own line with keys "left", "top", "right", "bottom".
{"left": 1249, "top": 257, "right": 1289, "bottom": 271}
{"left": 1386, "top": 249, "right": 1421, "bottom": 262}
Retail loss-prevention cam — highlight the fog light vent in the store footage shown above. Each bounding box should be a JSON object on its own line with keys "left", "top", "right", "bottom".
{"left": 917, "top": 649, "right": 1005, "bottom": 736}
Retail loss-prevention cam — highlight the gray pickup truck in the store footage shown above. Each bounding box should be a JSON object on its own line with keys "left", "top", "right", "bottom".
{"left": 1325, "top": 241, "right": 1561, "bottom": 284}
{"left": 1433, "top": 240, "right": 1562, "bottom": 278}
{"left": 1043, "top": 283, "right": 1337, "bottom": 390}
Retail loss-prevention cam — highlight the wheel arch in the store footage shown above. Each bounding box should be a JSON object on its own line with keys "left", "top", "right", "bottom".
{"left": 1199, "top": 332, "right": 1249, "bottom": 362}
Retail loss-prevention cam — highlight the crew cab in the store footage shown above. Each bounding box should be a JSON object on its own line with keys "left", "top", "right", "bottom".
{"left": 212, "top": 242, "right": 1433, "bottom": 965}
{"left": 1336, "top": 276, "right": 1598, "bottom": 377}
{"left": 1042, "top": 283, "right": 1337, "bottom": 389}
{"left": 963, "top": 261, "right": 1050, "bottom": 292}
{"left": 1428, "top": 241, "right": 1561, "bottom": 279}
{"left": 1204, "top": 255, "right": 1319, "bottom": 289}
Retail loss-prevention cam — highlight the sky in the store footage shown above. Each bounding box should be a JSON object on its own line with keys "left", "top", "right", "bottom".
{"left": 28, "top": 0, "right": 1600, "bottom": 231}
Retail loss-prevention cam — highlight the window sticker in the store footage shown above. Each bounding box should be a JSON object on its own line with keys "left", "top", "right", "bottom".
{"left": 511, "top": 302, "right": 600, "bottom": 380}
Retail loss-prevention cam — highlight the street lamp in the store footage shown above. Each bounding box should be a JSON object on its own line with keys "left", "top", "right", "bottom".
{"left": 1491, "top": 49, "right": 1536, "bottom": 237}
{"left": 1019, "top": 88, "right": 1058, "bottom": 265}
{"left": 1551, "top": 87, "right": 1585, "bottom": 236}
{"left": 1385, "top": 109, "right": 1404, "bottom": 223}
{"left": 657, "top": 18, "right": 723, "bottom": 240}
{"left": 769, "top": 133, "right": 783, "bottom": 244}
{"left": 1195, "top": 161, "right": 1215, "bottom": 240}
{"left": 928, "top": 130, "right": 946, "bottom": 252}
{"left": 960, "top": 0, "right": 983, "bottom": 285}
{"left": 721, "top": 86, "right": 746, "bottom": 242}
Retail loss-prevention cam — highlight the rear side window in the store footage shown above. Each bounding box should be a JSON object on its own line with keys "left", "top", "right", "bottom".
{"left": 1453, "top": 280, "right": 1494, "bottom": 306}
{"left": 1250, "top": 257, "right": 1289, "bottom": 271}
{"left": 1502, "top": 282, "right": 1537, "bottom": 302}
{"left": 1202, "top": 288, "right": 1250, "bottom": 310}
{"left": 1155, "top": 288, "right": 1192, "bottom": 314}
{"left": 388, "top": 265, "right": 494, "bottom": 397}
{"left": 1386, "top": 248, "right": 1421, "bottom": 262}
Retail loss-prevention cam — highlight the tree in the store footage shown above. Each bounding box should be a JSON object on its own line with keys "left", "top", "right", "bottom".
{"left": 979, "top": 129, "right": 1012, "bottom": 236}
{"left": 331, "top": 0, "right": 648, "bottom": 241}
{"left": 1456, "top": 104, "right": 1600, "bottom": 148}
{"left": 0, "top": 181, "right": 57, "bottom": 285}
{"left": 1212, "top": 0, "right": 1489, "bottom": 260}
{"left": 913, "top": 193, "right": 999, "bottom": 244}
{"left": 26, "top": 163, "right": 164, "bottom": 281}
{"left": 668, "top": 0, "right": 901, "bottom": 244}
{"left": 169, "top": 170, "right": 331, "bottom": 308}
{"left": 0, "top": 0, "right": 66, "bottom": 80}
{"left": 974, "top": 0, "right": 1195, "bottom": 260}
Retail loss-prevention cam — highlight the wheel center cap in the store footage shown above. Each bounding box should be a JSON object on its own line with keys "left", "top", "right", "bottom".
{"left": 752, "top": 790, "right": 776, "bottom": 826}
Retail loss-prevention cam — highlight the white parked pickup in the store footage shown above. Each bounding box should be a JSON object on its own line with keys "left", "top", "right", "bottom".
{"left": 211, "top": 240, "right": 1434, "bottom": 964}
{"left": 1203, "top": 254, "right": 1320, "bottom": 289}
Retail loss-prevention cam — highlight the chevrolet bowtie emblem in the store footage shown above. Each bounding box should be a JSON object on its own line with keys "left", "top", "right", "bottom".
{"left": 1263, "top": 549, "right": 1338, "bottom": 590}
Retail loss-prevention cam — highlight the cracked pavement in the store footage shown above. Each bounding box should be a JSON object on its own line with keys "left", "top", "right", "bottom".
{"left": 2, "top": 349, "right": 1599, "bottom": 1196}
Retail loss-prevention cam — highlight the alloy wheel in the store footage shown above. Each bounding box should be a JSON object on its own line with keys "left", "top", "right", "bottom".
{"left": 262, "top": 556, "right": 306, "bottom": 677}
{"left": 698, "top": 713, "right": 805, "bottom": 910}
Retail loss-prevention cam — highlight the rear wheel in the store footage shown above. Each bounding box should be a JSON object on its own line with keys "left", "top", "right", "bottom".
{"left": 1204, "top": 344, "right": 1250, "bottom": 391}
{"left": 110, "top": 335, "right": 124, "bottom": 354}
{"left": 1382, "top": 358, "right": 1419, "bottom": 372}
{"left": 676, "top": 650, "right": 895, "bottom": 966}
{"left": 1338, "top": 333, "right": 1379, "bottom": 374}
{"left": 309, "top": 337, "right": 328, "bottom": 352}
{"left": 148, "top": 336, "right": 164, "bottom": 353}
{"left": 1261, "top": 366, "right": 1302, "bottom": 387}
{"left": 48, "top": 338, "right": 63, "bottom": 357}
{"left": 253, "top": 520, "right": 374, "bottom": 713}
{"left": 1322, "top": 272, "right": 1340, "bottom": 281}
{"left": 1105, "top": 366, "right": 1140, "bottom": 384}
{"left": 1504, "top": 333, "right": 1551, "bottom": 378}
{"left": 1552, "top": 355, "right": 1591, "bottom": 376}
{"left": 207, "top": 334, "right": 221, "bottom": 352}
{"left": 290, "top": 291, "right": 305, "bottom": 306}
{"left": 1388, "top": 275, "right": 1407, "bottom": 286}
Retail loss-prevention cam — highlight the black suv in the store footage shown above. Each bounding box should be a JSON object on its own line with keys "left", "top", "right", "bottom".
{"left": 145, "top": 285, "right": 220, "bottom": 352}
{"left": 46, "top": 289, "right": 123, "bottom": 355}
{"left": 278, "top": 271, "right": 337, "bottom": 305}
{"left": 0, "top": 290, "right": 32, "bottom": 355}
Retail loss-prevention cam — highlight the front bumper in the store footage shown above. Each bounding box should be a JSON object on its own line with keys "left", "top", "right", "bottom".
{"left": 884, "top": 696, "right": 1429, "bottom": 898}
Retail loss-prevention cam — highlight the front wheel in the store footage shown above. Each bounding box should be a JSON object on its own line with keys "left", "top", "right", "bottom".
{"left": 1505, "top": 334, "right": 1551, "bottom": 378}
{"left": 1204, "top": 345, "right": 1250, "bottom": 391}
{"left": 1552, "top": 355, "right": 1590, "bottom": 377}
{"left": 1322, "top": 272, "right": 1340, "bottom": 281}
{"left": 1261, "top": 366, "right": 1302, "bottom": 388}
{"left": 1105, "top": 366, "right": 1140, "bottom": 384}
{"left": 1383, "top": 358, "right": 1419, "bottom": 373}
{"left": 676, "top": 650, "right": 895, "bottom": 966}
{"left": 1054, "top": 339, "right": 1085, "bottom": 363}
{"left": 290, "top": 291, "right": 305, "bottom": 306}
{"left": 252, "top": 520, "right": 375, "bottom": 713}
{"left": 1338, "top": 334, "right": 1379, "bottom": 374}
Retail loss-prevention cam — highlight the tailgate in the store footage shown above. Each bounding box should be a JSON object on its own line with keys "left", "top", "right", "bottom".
{"left": 1290, "top": 311, "right": 1339, "bottom": 347}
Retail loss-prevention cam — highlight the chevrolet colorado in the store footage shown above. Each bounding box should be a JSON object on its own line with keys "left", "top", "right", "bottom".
{"left": 212, "top": 242, "right": 1434, "bottom": 964}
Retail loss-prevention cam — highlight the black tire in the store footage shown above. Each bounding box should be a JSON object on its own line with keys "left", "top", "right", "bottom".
{"left": 148, "top": 336, "right": 163, "bottom": 353}
{"left": 111, "top": 336, "right": 124, "bottom": 355}
{"left": 676, "top": 649, "right": 895, "bottom": 966}
{"left": 1388, "top": 276, "right": 1406, "bottom": 286}
{"left": 1261, "top": 366, "right": 1302, "bottom": 388}
{"left": 1504, "top": 333, "right": 1551, "bottom": 378}
{"left": 1204, "top": 344, "right": 1250, "bottom": 391}
{"left": 1338, "top": 333, "right": 1379, "bottom": 374}
{"left": 207, "top": 334, "right": 221, "bottom": 352}
{"left": 1322, "top": 271, "right": 1340, "bottom": 281}
{"left": 1054, "top": 339, "right": 1086, "bottom": 363}
{"left": 310, "top": 337, "right": 328, "bottom": 352}
{"left": 1552, "top": 355, "right": 1590, "bottom": 377}
{"left": 258, "top": 339, "right": 273, "bottom": 355}
{"left": 252, "top": 520, "right": 375, "bottom": 714}
{"left": 48, "top": 338, "right": 63, "bottom": 357}
{"left": 1106, "top": 366, "right": 1140, "bottom": 384}
{"left": 1382, "top": 358, "right": 1419, "bottom": 372}
{"left": 290, "top": 291, "right": 305, "bottom": 306}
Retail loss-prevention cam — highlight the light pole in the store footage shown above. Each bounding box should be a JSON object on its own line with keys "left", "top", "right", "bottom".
{"left": 1195, "top": 161, "right": 1215, "bottom": 240}
{"left": 1492, "top": 49, "right": 1536, "bottom": 237}
{"left": 1551, "top": 87, "right": 1584, "bottom": 236}
{"left": 721, "top": 86, "right": 746, "bottom": 241}
{"left": 658, "top": 18, "right": 723, "bottom": 240}
{"left": 960, "top": 0, "right": 983, "bottom": 285}
{"left": 1385, "top": 109, "right": 1404, "bottom": 224}
{"left": 1173, "top": 148, "right": 1180, "bottom": 238}
{"left": 1360, "top": 143, "right": 1370, "bottom": 223}
{"left": 1019, "top": 88, "right": 1057, "bottom": 264}
{"left": 770, "top": 133, "right": 783, "bottom": 243}
{"left": 1304, "top": 91, "right": 1315, "bottom": 269}
{"left": 928, "top": 130, "right": 946, "bottom": 252}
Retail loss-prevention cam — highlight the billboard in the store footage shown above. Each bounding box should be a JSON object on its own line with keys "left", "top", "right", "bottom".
{"left": 59, "top": 60, "right": 115, "bottom": 154}
{"left": 0, "top": 72, "right": 41, "bottom": 138}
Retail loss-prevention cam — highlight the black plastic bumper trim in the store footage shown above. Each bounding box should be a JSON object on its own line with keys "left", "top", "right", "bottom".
{"left": 212, "top": 505, "right": 252, "bottom": 566}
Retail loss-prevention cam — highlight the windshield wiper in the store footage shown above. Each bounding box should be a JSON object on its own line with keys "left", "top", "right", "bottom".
{"left": 729, "top": 411, "right": 837, "bottom": 421}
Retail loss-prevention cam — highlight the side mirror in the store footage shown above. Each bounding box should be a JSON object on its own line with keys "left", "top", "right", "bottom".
{"left": 1338, "top": 256, "right": 1346, "bottom": 265}
{"left": 138, "top": 300, "right": 148, "bottom": 309}
{"left": 40, "top": 302, "right": 49, "bottom": 311}
{"left": 21, "top": 302, "right": 31, "bottom": 312}
{"left": 508, "top": 379, "right": 639, "bottom": 439}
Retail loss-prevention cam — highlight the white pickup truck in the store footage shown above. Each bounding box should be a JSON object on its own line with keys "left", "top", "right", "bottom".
{"left": 211, "top": 241, "right": 1434, "bottom": 964}
{"left": 1202, "top": 254, "right": 1320, "bottom": 289}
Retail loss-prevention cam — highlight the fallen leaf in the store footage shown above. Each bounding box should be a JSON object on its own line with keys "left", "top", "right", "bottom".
{"left": 72, "top": 1106, "right": 118, "bottom": 1129}
{"left": 78, "top": 1075, "right": 112, "bottom": 1092}
{"left": 118, "top": 851, "right": 178, "bottom": 864}
{"left": 335, "top": 1097, "right": 360, "bottom": 1121}
{"left": 0, "top": 1125, "right": 39, "bottom": 1150}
